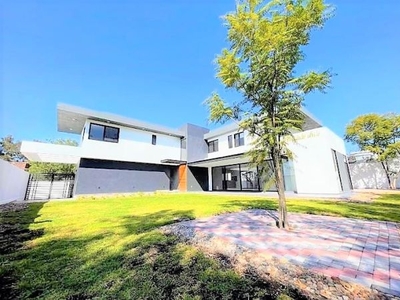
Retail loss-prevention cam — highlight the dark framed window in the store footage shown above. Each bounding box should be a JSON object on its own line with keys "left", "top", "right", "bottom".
{"left": 152, "top": 134, "right": 157, "bottom": 145}
{"left": 234, "top": 132, "right": 245, "bottom": 147}
{"left": 208, "top": 139, "right": 219, "bottom": 153}
{"left": 228, "top": 135, "right": 233, "bottom": 148}
{"left": 89, "top": 123, "right": 120, "bottom": 143}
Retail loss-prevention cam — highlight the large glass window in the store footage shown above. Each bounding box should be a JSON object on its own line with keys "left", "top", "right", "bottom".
{"left": 89, "top": 123, "right": 120, "bottom": 143}
{"left": 212, "top": 167, "right": 224, "bottom": 190}
{"left": 240, "top": 164, "right": 260, "bottom": 191}
{"left": 104, "top": 126, "right": 119, "bottom": 142}
{"left": 228, "top": 135, "right": 233, "bottom": 148}
{"left": 208, "top": 140, "right": 219, "bottom": 153}
{"left": 211, "top": 160, "right": 291, "bottom": 192}
{"left": 234, "top": 132, "right": 245, "bottom": 147}
{"left": 89, "top": 124, "right": 104, "bottom": 141}
{"left": 258, "top": 160, "right": 277, "bottom": 191}
{"left": 225, "top": 165, "right": 241, "bottom": 190}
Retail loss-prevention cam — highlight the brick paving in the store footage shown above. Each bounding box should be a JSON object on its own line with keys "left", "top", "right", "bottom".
{"left": 183, "top": 210, "right": 400, "bottom": 297}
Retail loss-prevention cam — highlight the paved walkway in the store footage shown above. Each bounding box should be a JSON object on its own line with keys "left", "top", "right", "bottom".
{"left": 183, "top": 210, "right": 400, "bottom": 296}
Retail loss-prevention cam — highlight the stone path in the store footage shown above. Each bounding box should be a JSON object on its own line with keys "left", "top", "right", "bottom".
{"left": 182, "top": 210, "right": 400, "bottom": 297}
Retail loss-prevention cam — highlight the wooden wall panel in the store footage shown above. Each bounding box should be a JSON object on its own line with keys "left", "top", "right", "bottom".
{"left": 178, "top": 164, "right": 187, "bottom": 191}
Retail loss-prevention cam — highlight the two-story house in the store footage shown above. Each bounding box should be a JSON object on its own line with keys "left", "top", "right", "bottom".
{"left": 21, "top": 103, "right": 352, "bottom": 197}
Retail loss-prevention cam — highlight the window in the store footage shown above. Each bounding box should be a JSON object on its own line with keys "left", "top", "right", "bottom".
{"left": 234, "top": 132, "right": 245, "bottom": 147}
{"left": 104, "top": 126, "right": 119, "bottom": 142}
{"left": 152, "top": 134, "right": 157, "bottom": 145}
{"left": 228, "top": 135, "right": 233, "bottom": 148}
{"left": 89, "top": 123, "right": 120, "bottom": 143}
{"left": 208, "top": 139, "right": 219, "bottom": 153}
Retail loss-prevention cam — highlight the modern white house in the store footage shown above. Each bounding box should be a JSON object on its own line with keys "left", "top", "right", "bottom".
{"left": 20, "top": 103, "right": 352, "bottom": 198}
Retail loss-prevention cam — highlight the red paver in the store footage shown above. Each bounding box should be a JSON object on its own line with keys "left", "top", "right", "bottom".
{"left": 181, "top": 209, "right": 400, "bottom": 297}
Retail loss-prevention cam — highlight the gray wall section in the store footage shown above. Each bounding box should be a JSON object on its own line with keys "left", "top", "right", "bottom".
{"left": 187, "top": 166, "right": 209, "bottom": 191}
{"left": 75, "top": 158, "right": 178, "bottom": 195}
{"left": 180, "top": 124, "right": 209, "bottom": 163}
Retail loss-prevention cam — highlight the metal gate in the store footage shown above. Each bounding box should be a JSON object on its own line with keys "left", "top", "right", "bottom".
{"left": 25, "top": 174, "right": 75, "bottom": 200}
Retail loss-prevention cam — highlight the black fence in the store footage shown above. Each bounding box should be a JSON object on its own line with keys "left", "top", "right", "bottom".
{"left": 25, "top": 173, "right": 75, "bottom": 200}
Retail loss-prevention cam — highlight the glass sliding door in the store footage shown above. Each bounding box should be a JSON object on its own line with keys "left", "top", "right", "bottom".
{"left": 212, "top": 166, "right": 224, "bottom": 191}
{"left": 258, "top": 160, "right": 277, "bottom": 191}
{"left": 240, "top": 164, "right": 260, "bottom": 191}
{"left": 211, "top": 160, "right": 295, "bottom": 192}
{"left": 225, "top": 165, "right": 241, "bottom": 191}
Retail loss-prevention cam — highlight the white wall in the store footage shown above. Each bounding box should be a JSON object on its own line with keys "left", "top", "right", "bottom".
{"left": 287, "top": 127, "right": 346, "bottom": 194}
{"left": 204, "top": 126, "right": 348, "bottom": 194}
{"left": 206, "top": 130, "right": 253, "bottom": 159}
{"left": 0, "top": 160, "right": 30, "bottom": 204}
{"left": 80, "top": 120, "right": 182, "bottom": 164}
{"left": 350, "top": 160, "right": 400, "bottom": 189}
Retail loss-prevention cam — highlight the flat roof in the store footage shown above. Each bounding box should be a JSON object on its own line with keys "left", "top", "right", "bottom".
{"left": 57, "top": 103, "right": 185, "bottom": 138}
{"left": 204, "top": 108, "right": 323, "bottom": 140}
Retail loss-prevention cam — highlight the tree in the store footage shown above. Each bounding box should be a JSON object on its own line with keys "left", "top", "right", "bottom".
{"left": 205, "top": 0, "right": 333, "bottom": 228}
{"left": 345, "top": 113, "right": 400, "bottom": 189}
{"left": 29, "top": 139, "right": 79, "bottom": 174}
{"left": 0, "top": 135, "right": 26, "bottom": 161}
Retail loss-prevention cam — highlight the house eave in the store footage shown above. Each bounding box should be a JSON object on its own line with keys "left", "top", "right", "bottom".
{"left": 57, "top": 103, "right": 185, "bottom": 138}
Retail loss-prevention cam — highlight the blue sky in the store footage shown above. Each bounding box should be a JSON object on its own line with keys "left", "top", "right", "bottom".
{"left": 2, "top": 0, "right": 399, "bottom": 152}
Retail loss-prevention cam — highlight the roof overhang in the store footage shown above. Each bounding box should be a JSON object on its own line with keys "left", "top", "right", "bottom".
{"left": 160, "top": 159, "right": 187, "bottom": 165}
{"left": 188, "top": 153, "right": 249, "bottom": 168}
{"left": 204, "top": 108, "right": 323, "bottom": 140}
{"left": 57, "top": 103, "right": 185, "bottom": 138}
{"left": 20, "top": 141, "right": 81, "bottom": 164}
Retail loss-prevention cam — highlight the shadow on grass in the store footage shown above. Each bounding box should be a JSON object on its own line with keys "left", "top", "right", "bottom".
{"left": 0, "top": 202, "right": 45, "bottom": 300}
{"left": 222, "top": 193, "right": 400, "bottom": 222}
{"left": 0, "top": 205, "right": 299, "bottom": 299}
{"left": 121, "top": 209, "right": 195, "bottom": 235}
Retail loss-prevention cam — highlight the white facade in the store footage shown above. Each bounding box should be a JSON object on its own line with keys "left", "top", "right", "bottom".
{"left": 197, "top": 125, "right": 349, "bottom": 194}
{"left": 0, "top": 160, "right": 30, "bottom": 204}
{"left": 20, "top": 103, "right": 351, "bottom": 196}
{"left": 79, "top": 120, "right": 182, "bottom": 164}
{"left": 206, "top": 129, "right": 253, "bottom": 160}
{"left": 287, "top": 127, "right": 347, "bottom": 194}
{"left": 21, "top": 103, "right": 184, "bottom": 166}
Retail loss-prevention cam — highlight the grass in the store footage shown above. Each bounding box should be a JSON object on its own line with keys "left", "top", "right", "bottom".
{"left": 0, "top": 192, "right": 399, "bottom": 299}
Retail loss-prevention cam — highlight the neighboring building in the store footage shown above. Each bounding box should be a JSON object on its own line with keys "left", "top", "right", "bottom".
{"left": 348, "top": 151, "right": 400, "bottom": 189}
{"left": 21, "top": 103, "right": 352, "bottom": 197}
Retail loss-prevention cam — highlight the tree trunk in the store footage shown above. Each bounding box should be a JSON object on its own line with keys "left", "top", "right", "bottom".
{"left": 272, "top": 147, "right": 289, "bottom": 229}
{"left": 381, "top": 161, "right": 393, "bottom": 189}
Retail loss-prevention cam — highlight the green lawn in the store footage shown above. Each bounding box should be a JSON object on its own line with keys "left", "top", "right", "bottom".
{"left": 0, "top": 193, "right": 399, "bottom": 299}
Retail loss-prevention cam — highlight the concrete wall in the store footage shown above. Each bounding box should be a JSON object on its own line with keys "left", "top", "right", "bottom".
{"left": 183, "top": 124, "right": 209, "bottom": 163}
{"left": 74, "top": 158, "right": 178, "bottom": 195}
{"left": 349, "top": 160, "right": 400, "bottom": 189}
{"left": 187, "top": 166, "right": 208, "bottom": 191}
{"left": 0, "top": 160, "right": 30, "bottom": 204}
